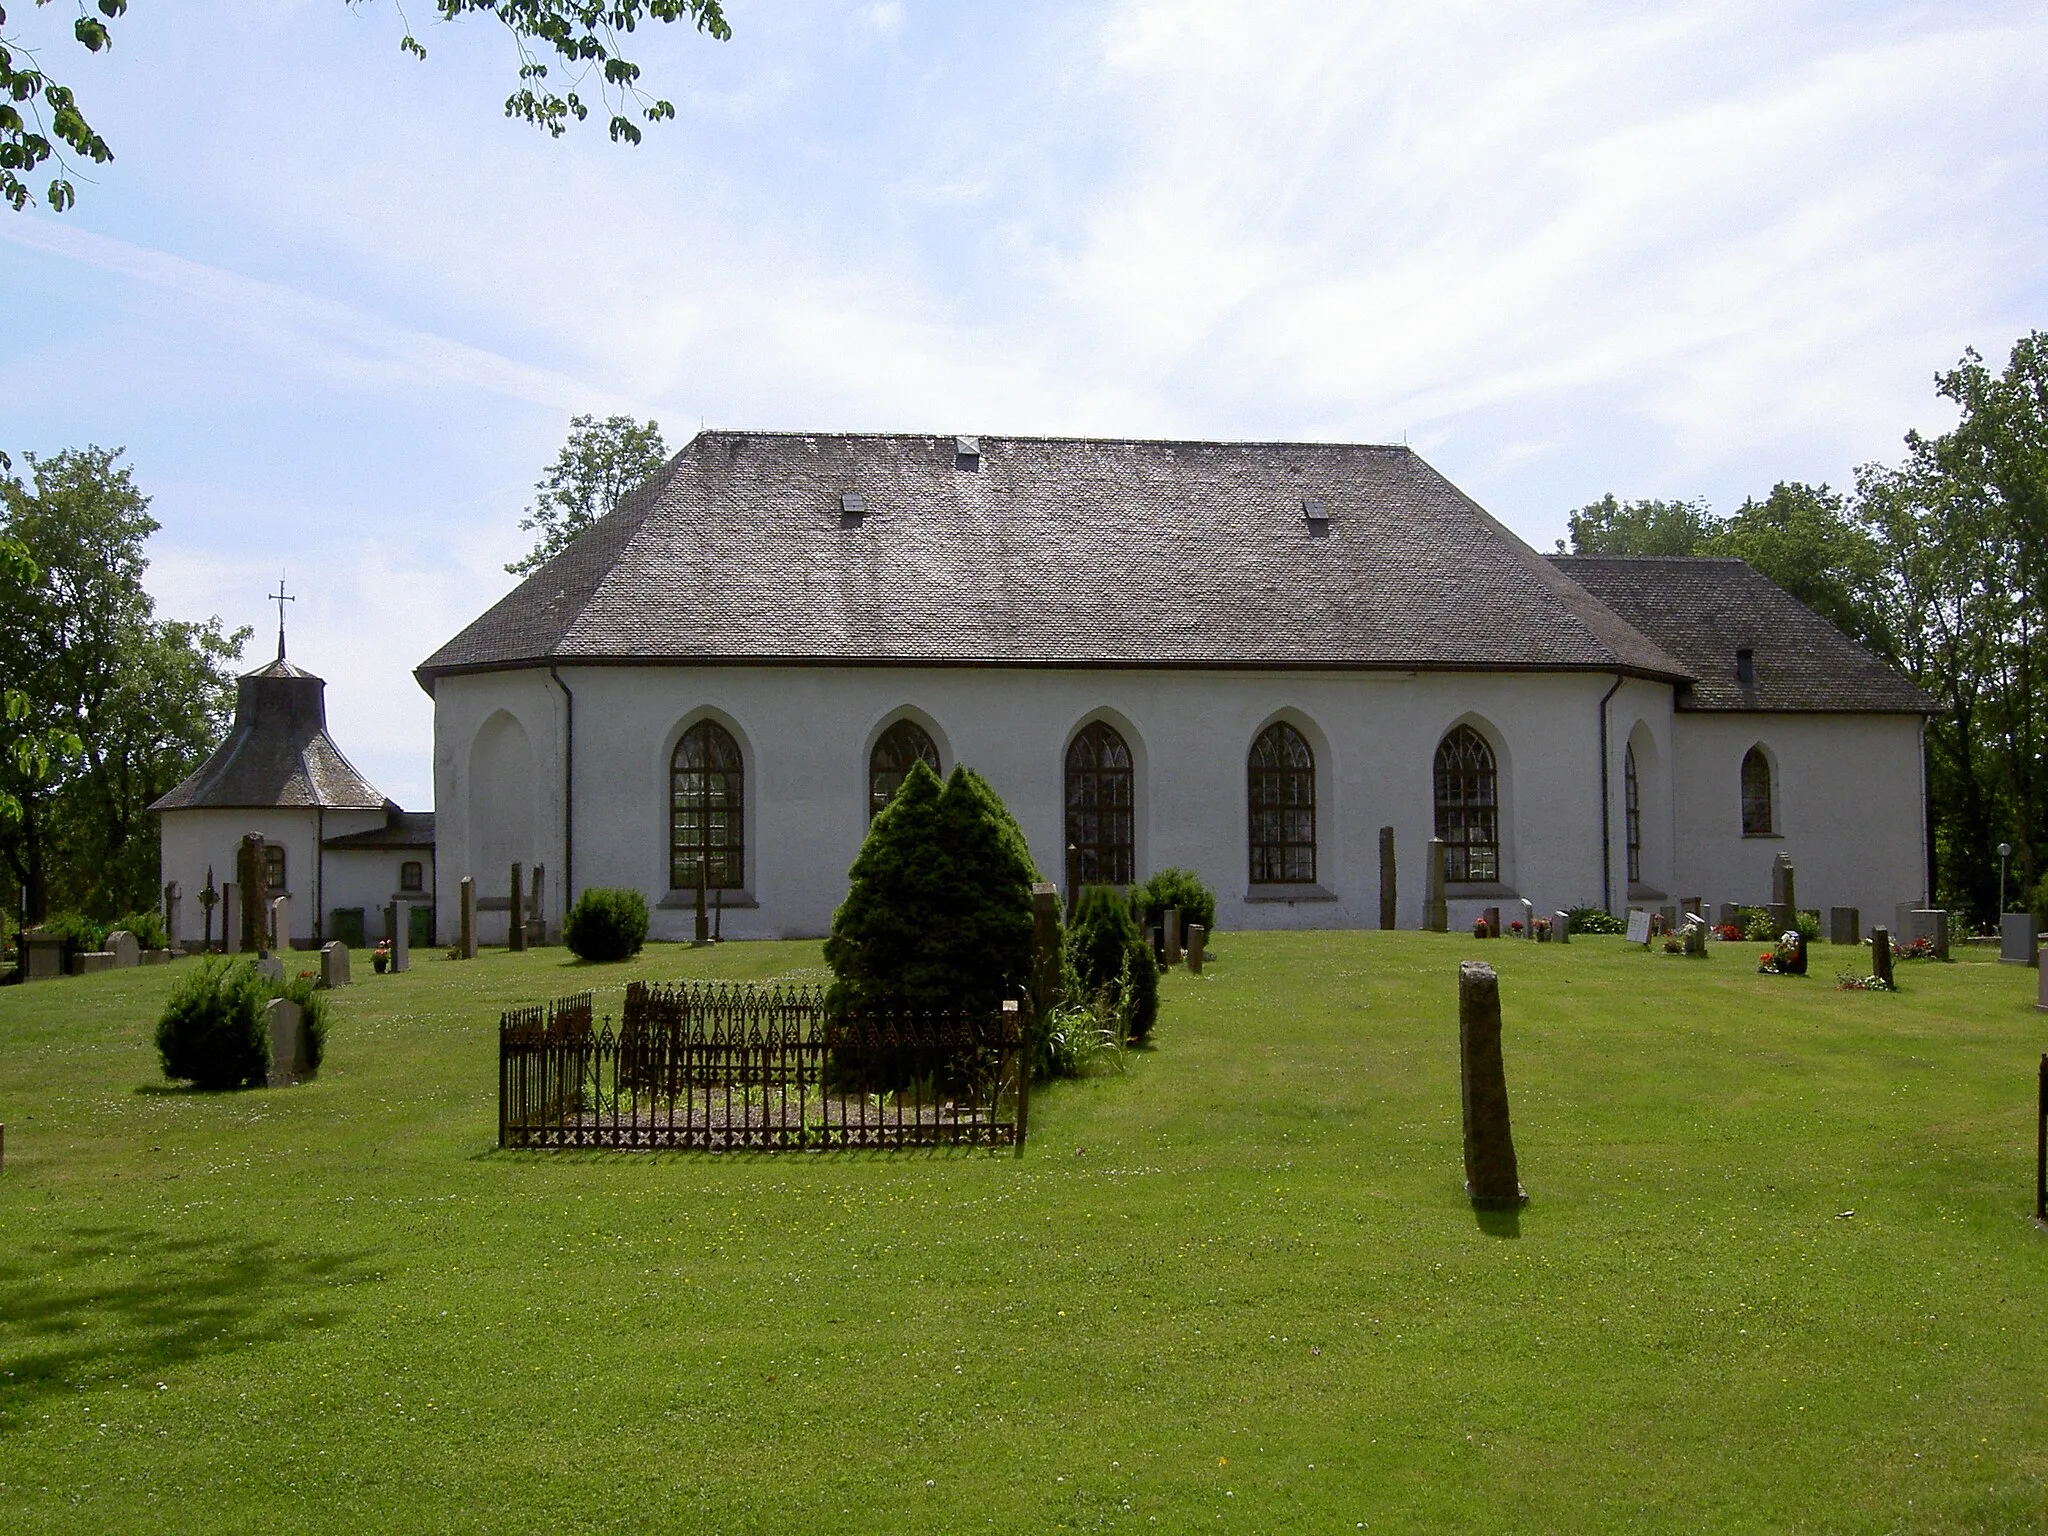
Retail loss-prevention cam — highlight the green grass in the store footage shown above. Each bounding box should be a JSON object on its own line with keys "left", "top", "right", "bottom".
{"left": 1, "top": 934, "right": 2045, "bottom": 1533}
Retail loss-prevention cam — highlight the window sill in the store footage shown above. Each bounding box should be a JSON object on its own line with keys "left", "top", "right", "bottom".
{"left": 1446, "top": 882, "right": 1520, "bottom": 900}
{"left": 1741, "top": 832, "right": 1784, "bottom": 840}
{"left": 658, "top": 889, "right": 760, "bottom": 910}
{"left": 1244, "top": 883, "right": 1338, "bottom": 904}
{"left": 1627, "top": 883, "right": 1667, "bottom": 902}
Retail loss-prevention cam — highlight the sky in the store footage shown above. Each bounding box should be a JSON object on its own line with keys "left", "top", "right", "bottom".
{"left": 3, "top": 0, "right": 2045, "bottom": 810}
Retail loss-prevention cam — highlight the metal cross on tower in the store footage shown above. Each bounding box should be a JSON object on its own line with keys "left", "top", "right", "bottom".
{"left": 269, "top": 577, "right": 295, "bottom": 661}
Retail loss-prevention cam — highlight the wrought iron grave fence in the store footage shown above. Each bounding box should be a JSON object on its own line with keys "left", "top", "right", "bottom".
{"left": 499, "top": 981, "right": 1030, "bottom": 1152}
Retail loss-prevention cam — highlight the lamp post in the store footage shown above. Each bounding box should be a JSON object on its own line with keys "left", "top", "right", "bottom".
{"left": 1998, "top": 842, "right": 2012, "bottom": 917}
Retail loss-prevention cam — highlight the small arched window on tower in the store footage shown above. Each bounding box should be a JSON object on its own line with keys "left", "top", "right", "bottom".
{"left": 1624, "top": 744, "right": 1642, "bottom": 884}
{"left": 671, "top": 721, "right": 745, "bottom": 890}
{"left": 1247, "top": 722, "right": 1316, "bottom": 885}
{"left": 869, "top": 719, "right": 940, "bottom": 820}
{"left": 1435, "top": 725, "right": 1499, "bottom": 883}
{"left": 399, "top": 861, "right": 424, "bottom": 894}
{"left": 263, "top": 844, "right": 287, "bottom": 894}
{"left": 1741, "top": 746, "right": 1774, "bottom": 836}
{"left": 1065, "top": 722, "right": 1135, "bottom": 889}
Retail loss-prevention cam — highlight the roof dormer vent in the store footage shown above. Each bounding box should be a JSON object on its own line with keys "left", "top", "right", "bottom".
{"left": 1735, "top": 647, "right": 1755, "bottom": 688}
{"left": 1302, "top": 497, "right": 1330, "bottom": 535}
{"left": 955, "top": 436, "right": 981, "bottom": 471}
{"left": 839, "top": 491, "right": 866, "bottom": 522}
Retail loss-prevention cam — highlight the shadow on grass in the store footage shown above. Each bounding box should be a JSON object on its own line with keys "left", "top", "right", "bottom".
{"left": 1473, "top": 1204, "right": 1523, "bottom": 1238}
{"left": 0, "top": 1225, "right": 379, "bottom": 1429}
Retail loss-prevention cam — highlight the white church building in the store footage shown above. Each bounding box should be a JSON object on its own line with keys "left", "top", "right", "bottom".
{"left": 416, "top": 431, "right": 1931, "bottom": 945}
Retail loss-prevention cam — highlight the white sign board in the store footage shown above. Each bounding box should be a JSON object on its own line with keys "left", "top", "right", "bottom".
{"left": 1625, "top": 909, "right": 1653, "bottom": 946}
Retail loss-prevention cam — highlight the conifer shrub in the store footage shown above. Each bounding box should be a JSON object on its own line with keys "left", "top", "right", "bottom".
{"left": 155, "top": 956, "right": 271, "bottom": 1090}
{"left": 1128, "top": 867, "right": 1217, "bottom": 940}
{"left": 1067, "top": 884, "right": 1159, "bottom": 1042}
{"left": 563, "top": 888, "right": 650, "bottom": 962}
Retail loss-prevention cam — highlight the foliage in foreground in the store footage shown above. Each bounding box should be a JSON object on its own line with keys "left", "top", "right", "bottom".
{"left": 563, "top": 887, "right": 650, "bottom": 963}
{"left": 1067, "top": 883, "right": 1158, "bottom": 1042}
{"left": 1128, "top": 866, "right": 1217, "bottom": 939}
{"left": 155, "top": 956, "right": 271, "bottom": 1090}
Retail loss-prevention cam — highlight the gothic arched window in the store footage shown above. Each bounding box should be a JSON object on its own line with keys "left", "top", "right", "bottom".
{"left": 869, "top": 719, "right": 941, "bottom": 820}
{"left": 1248, "top": 721, "right": 1316, "bottom": 885}
{"left": 1435, "top": 725, "right": 1499, "bottom": 883}
{"left": 1741, "top": 746, "right": 1774, "bottom": 836}
{"left": 1065, "top": 721, "right": 1134, "bottom": 889}
{"left": 1624, "top": 744, "right": 1642, "bottom": 884}
{"left": 671, "top": 720, "right": 745, "bottom": 890}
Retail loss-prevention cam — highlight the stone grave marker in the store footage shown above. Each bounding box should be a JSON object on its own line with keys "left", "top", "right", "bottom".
{"left": 265, "top": 997, "right": 309, "bottom": 1085}
{"left": 1186, "top": 923, "right": 1206, "bottom": 975}
{"left": 1424, "top": 838, "right": 1448, "bottom": 932}
{"left": 1768, "top": 853, "right": 1797, "bottom": 936}
{"left": 1163, "top": 907, "right": 1182, "bottom": 966}
{"left": 1481, "top": 906, "right": 1501, "bottom": 938}
{"left": 2038, "top": 955, "right": 2048, "bottom": 1013}
{"left": 24, "top": 935, "right": 67, "bottom": 981}
{"left": 389, "top": 900, "right": 410, "bottom": 973}
{"left": 269, "top": 895, "right": 289, "bottom": 954}
{"left": 163, "top": 882, "right": 181, "bottom": 950}
{"left": 1625, "top": 909, "right": 1653, "bottom": 946}
{"left": 1682, "top": 915, "right": 1708, "bottom": 958}
{"left": 1458, "top": 960, "right": 1525, "bottom": 1208}
{"left": 105, "top": 929, "right": 141, "bottom": 968}
{"left": 1378, "top": 826, "right": 1397, "bottom": 930}
{"left": 1717, "top": 901, "right": 1744, "bottom": 929}
{"left": 1680, "top": 896, "right": 1702, "bottom": 918}
{"left": 1870, "top": 926, "right": 1895, "bottom": 990}
{"left": 1830, "top": 907, "right": 1861, "bottom": 946}
{"left": 1658, "top": 904, "right": 1679, "bottom": 933}
{"left": 509, "top": 862, "right": 527, "bottom": 953}
{"left": 1519, "top": 899, "right": 1535, "bottom": 938}
{"left": 319, "top": 941, "right": 351, "bottom": 988}
{"left": 76, "top": 951, "right": 115, "bottom": 975}
{"left": 2001, "top": 912, "right": 2040, "bottom": 967}
{"left": 1908, "top": 909, "right": 1951, "bottom": 961}
{"left": 142, "top": 948, "right": 172, "bottom": 965}
{"left": 1552, "top": 910, "right": 1571, "bottom": 945}
{"left": 254, "top": 955, "right": 285, "bottom": 982}
{"left": 236, "top": 834, "right": 268, "bottom": 954}
{"left": 459, "top": 876, "right": 477, "bottom": 960}
{"left": 1029, "top": 883, "right": 1063, "bottom": 1009}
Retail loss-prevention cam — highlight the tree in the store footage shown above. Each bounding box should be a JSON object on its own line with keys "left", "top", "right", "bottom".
{"left": 0, "top": 447, "right": 246, "bottom": 922}
{"left": 506, "top": 413, "right": 669, "bottom": 576}
{"left": 1, "top": 0, "right": 732, "bottom": 213}
{"left": 1705, "top": 482, "right": 1888, "bottom": 652}
{"left": 1560, "top": 494, "right": 1719, "bottom": 556}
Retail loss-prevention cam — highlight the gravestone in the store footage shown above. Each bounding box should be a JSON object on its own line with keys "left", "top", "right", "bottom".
{"left": 1908, "top": 909, "right": 1951, "bottom": 961}
{"left": 388, "top": 901, "right": 410, "bottom": 973}
{"left": 142, "top": 949, "right": 172, "bottom": 965}
{"left": 1625, "top": 910, "right": 1653, "bottom": 946}
{"left": 105, "top": 929, "right": 141, "bottom": 968}
{"left": 1519, "top": 899, "right": 1535, "bottom": 938}
{"left": 319, "top": 941, "right": 351, "bottom": 989}
{"left": 1830, "top": 907, "right": 1861, "bottom": 946}
{"left": 254, "top": 955, "right": 285, "bottom": 983}
{"left": 1767, "top": 902, "right": 1796, "bottom": 936}
{"left": 1424, "top": 838, "right": 1448, "bottom": 932}
{"left": 1771, "top": 853, "right": 1797, "bottom": 911}
{"left": 1870, "top": 926, "right": 1895, "bottom": 990}
{"left": 509, "top": 862, "right": 526, "bottom": 953}
{"left": 1680, "top": 896, "right": 1702, "bottom": 919}
{"left": 235, "top": 834, "right": 268, "bottom": 954}
{"left": 2039, "top": 955, "right": 2048, "bottom": 1013}
{"left": 1552, "top": 910, "right": 1571, "bottom": 945}
{"left": 24, "top": 936, "right": 67, "bottom": 980}
{"left": 1682, "top": 915, "right": 1708, "bottom": 958}
{"left": 265, "top": 997, "right": 309, "bottom": 1085}
{"left": 1481, "top": 906, "right": 1501, "bottom": 938}
{"left": 1186, "top": 923, "right": 1206, "bottom": 975}
{"left": 1163, "top": 907, "right": 1182, "bottom": 967}
{"left": 1458, "top": 961, "right": 1525, "bottom": 1207}
{"left": 527, "top": 864, "right": 545, "bottom": 946}
{"left": 1659, "top": 904, "right": 1679, "bottom": 933}
{"left": 1785, "top": 931, "right": 1808, "bottom": 976}
{"left": 459, "top": 876, "right": 477, "bottom": 960}
{"left": 1717, "top": 901, "right": 1744, "bottom": 929}
{"left": 75, "top": 951, "right": 115, "bottom": 975}
{"left": 2001, "top": 912, "right": 2039, "bottom": 967}
{"left": 1029, "top": 883, "right": 1064, "bottom": 1010}
{"left": 163, "top": 882, "right": 181, "bottom": 950}
{"left": 1378, "top": 826, "right": 1397, "bottom": 931}
{"left": 269, "top": 895, "right": 289, "bottom": 954}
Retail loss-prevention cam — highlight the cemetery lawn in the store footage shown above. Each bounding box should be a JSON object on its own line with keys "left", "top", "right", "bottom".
{"left": 2, "top": 937, "right": 2045, "bottom": 1533}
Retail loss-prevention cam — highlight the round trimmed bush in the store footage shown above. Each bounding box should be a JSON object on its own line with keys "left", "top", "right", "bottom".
{"left": 1067, "top": 884, "right": 1159, "bottom": 1042}
{"left": 155, "top": 956, "right": 270, "bottom": 1090}
{"left": 564, "top": 888, "right": 650, "bottom": 963}
{"left": 1129, "top": 867, "right": 1217, "bottom": 940}
{"left": 110, "top": 909, "right": 170, "bottom": 951}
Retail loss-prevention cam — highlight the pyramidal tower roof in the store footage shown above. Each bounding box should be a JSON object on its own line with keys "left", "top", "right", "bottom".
{"left": 151, "top": 656, "right": 388, "bottom": 812}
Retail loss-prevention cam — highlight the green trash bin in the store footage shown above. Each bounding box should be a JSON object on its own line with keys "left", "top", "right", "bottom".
{"left": 330, "top": 908, "right": 366, "bottom": 950}
{"left": 409, "top": 902, "right": 435, "bottom": 950}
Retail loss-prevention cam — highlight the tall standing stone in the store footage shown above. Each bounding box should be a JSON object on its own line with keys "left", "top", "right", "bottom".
{"left": 390, "top": 900, "right": 410, "bottom": 973}
{"left": 235, "top": 834, "right": 268, "bottom": 954}
{"left": 1910, "top": 909, "right": 1951, "bottom": 961}
{"left": 459, "top": 876, "right": 477, "bottom": 959}
{"left": 1458, "top": 961, "right": 1524, "bottom": 1207}
{"left": 508, "top": 862, "right": 526, "bottom": 953}
{"left": 1379, "top": 826, "right": 1397, "bottom": 930}
{"left": 269, "top": 895, "right": 289, "bottom": 954}
{"left": 1870, "top": 926, "right": 1894, "bottom": 990}
{"left": 693, "top": 856, "right": 709, "bottom": 944}
{"left": 163, "top": 882, "right": 181, "bottom": 951}
{"left": 528, "top": 864, "right": 545, "bottom": 945}
{"left": 1768, "top": 853, "right": 1797, "bottom": 935}
{"left": 1029, "top": 882, "right": 1064, "bottom": 1012}
{"left": 1552, "top": 910, "right": 1571, "bottom": 945}
{"left": 2001, "top": 912, "right": 2039, "bottom": 967}
{"left": 1424, "top": 838, "right": 1448, "bottom": 933}
{"left": 265, "top": 997, "right": 308, "bottom": 1085}
{"left": 1186, "top": 923, "right": 1206, "bottom": 975}
{"left": 319, "top": 941, "right": 351, "bottom": 988}
{"left": 1163, "top": 907, "right": 1182, "bottom": 967}
{"left": 1830, "top": 907, "right": 1861, "bottom": 946}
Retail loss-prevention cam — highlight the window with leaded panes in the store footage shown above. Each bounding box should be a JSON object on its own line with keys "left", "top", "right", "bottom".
{"left": 869, "top": 719, "right": 941, "bottom": 820}
{"left": 1065, "top": 721, "right": 1135, "bottom": 889}
{"left": 1248, "top": 722, "right": 1316, "bottom": 884}
{"left": 1435, "top": 725, "right": 1498, "bottom": 883}
{"left": 671, "top": 720, "right": 745, "bottom": 890}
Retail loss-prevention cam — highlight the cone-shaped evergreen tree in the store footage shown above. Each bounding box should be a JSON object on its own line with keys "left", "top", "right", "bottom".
{"left": 824, "top": 758, "right": 952, "bottom": 1014}
{"left": 929, "top": 765, "right": 1039, "bottom": 1014}
{"left": 1067, "top": 883, "right": 1159, "bottom": 1040}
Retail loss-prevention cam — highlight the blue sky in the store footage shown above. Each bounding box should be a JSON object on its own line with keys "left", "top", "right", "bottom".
{"left": 4, "top": 0, "right": 2045, "bottom": 809}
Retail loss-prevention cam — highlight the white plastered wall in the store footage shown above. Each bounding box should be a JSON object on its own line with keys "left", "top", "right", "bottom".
{"left": 430, "top": 665, "right": 1663, "bottom": 942}
{"left": 157, "top": 806, "right": 377, "bottom": 948}
{"left": 321, "top": 849, "right": 434, "bottom": 942}
{"left": 431, "top": 670, "right": 564, "bottom": 946}
{"left": 1670, "top": 711, "right": 1925, "bottom": 927}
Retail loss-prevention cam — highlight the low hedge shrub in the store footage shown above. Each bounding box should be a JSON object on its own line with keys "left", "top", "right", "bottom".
{"left": 156, "top": 957, "right": 271, "bottom": 1090}
{"left": 1129, "top": 867, "right": 1217, "bottom": 941}
{"left": 1067, "top": 884, "right": 1158, "bottom": 1043}
{"left": 110, "top": 910, "right": 169, "bottom": 950}
{"left": 1565, "top": 906, "right": 1626, "bottom": 936}
{"left": 564, "top": 888, "right": 650, "bottom": 963}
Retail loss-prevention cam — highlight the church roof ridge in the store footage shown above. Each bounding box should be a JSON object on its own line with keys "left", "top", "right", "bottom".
{"left": 418, "top": 433, "right": 1695, "bottom": 686}
{"left": 150, "top": 657, "right": 389, "bottom": 812}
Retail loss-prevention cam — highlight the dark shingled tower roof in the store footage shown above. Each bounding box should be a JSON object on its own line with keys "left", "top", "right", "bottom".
{"left": 151, "top": 658, "right": 388, "bottom": 811}
{"left": 417, "top": 432, "right": 1693, "bottom": 685}
{"left": 1551, "top": 556, "right": 1932, "bottom": 714}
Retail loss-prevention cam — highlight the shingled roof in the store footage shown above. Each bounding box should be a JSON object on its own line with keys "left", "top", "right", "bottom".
{"left": 151, "top": 658, "right": 389, "bottom": 812}
{"left": 1550, "top": 556, "right": 1932, "bottom": 714}
{"left": 417, "top": 433, "right": 1692, "bottom": 684}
